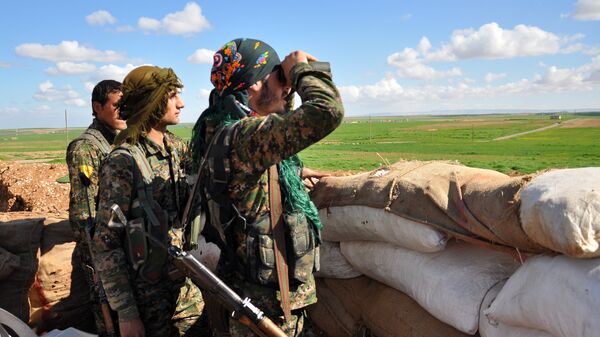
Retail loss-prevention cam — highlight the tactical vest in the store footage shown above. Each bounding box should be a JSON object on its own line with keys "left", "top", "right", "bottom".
{"left": 112, "top": 143, "right": 180, "bottom": 283}
{"left": 67, "top": 127, "right": 113, "bottom": 221}
{"left": 202, "top": 124, "right": 320, "bottom": 287}
{"left": 75, "top": 127, "right": 112, "bottom": 156}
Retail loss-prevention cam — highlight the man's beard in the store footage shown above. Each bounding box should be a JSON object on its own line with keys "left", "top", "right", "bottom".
{"left": 256, "top": 79, "right": 287, "bottom": 114}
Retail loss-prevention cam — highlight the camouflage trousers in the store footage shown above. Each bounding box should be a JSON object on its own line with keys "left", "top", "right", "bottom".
{"left": 133, "top": 276, "right": 207, "bottom": 337}
{"left": 74, "top": 241, "right": 114, "bottom": 336}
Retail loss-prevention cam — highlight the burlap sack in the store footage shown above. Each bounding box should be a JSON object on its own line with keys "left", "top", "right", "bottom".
{"left": 309, "top": 277, "right": 477, "bottom": 337}
{"left": 484, "top": 255, "right": 600, "bottom": 337}
{"left": 314, "top": 240, "right": 361, "bottom": 279}
{"left": 341, "top": 240, "right": 518, "bottom": 334}
{"left": 312, "top": 161, "right": 547, "bottom": 254}
{"left": 0, "top": 217, "right": 44, "bottom": 322}
{"left": 520, "top": 168, "right": 600, "bottom": 257}
{"left": 479, "top": 281, "right": 554, "bottom": 337}
{"left": 28, "top": 218, "right": 94, "bottom": 333}
{"left": 0, "top": 245, "right": 20, "bottom": 280}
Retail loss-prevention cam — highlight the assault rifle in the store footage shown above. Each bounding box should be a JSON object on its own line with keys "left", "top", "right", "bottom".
{"left": 78, "top": 172, "right": 117, "bottom": 337}
{"left": 108, "top": 204, "right": 287, "bottom": 337}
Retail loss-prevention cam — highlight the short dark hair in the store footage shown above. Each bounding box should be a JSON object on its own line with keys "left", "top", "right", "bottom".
{"left": 91, "top": 79, "right": 122, "bottom": 116}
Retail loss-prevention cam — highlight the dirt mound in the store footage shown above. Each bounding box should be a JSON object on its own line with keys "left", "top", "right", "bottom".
{"left": 0, "top": 162, "right": 69, "bottom": 217}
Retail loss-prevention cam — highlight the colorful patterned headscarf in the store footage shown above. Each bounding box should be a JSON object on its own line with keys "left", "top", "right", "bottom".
{"left": 191, "top": 38, "right": 280, "bottom": 161}
{"left": 115, "top": 65, "right": 183, "bottom": 145}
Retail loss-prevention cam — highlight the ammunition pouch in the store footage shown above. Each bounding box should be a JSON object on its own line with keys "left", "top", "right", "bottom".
{"left": 245, "top": 210, "right": 319, "bottom": 287}
{"left": 114, "top": 144, "right": 172, "bottom": 284}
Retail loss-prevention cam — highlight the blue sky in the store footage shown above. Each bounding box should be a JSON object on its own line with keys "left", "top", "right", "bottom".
{"left": 1, "top": 0, "right": 599, "bottom": 128}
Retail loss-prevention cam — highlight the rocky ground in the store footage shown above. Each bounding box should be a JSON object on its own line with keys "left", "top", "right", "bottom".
{"left": 0, "top": 162, "right": 69, "bottom": 220}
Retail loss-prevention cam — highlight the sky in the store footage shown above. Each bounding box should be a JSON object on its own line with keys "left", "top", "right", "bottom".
{"left": 1, "top": 0, "right": 600, "bottom": 128}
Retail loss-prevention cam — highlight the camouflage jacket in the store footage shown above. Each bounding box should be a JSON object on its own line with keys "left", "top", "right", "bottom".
{"left": 208, "top": 62, "right": 344, "bottom": 311}
{"left": 67, "top": 118, "right": 116, "bottom": 244}
{"left": 92, "top": 132, "right": 190, "bottom": 321}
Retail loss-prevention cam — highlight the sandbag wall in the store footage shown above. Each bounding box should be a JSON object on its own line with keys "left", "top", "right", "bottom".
{"left": 0, "top": 216, "right": 94, "bottom": 334}
{"left": 311, "top": 161, "right": 600, "bottom": 337}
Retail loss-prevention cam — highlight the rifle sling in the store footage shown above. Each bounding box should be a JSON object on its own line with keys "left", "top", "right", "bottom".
{"left": 268, "top": 165, "right": 292, "bottom": 322}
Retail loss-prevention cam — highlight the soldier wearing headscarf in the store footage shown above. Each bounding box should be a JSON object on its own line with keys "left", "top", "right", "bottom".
{"left": 190, "top": 38, "right": 344, "bottom": 336}
{"left": 92, "top": 66, "right": 205, "bottom": 337}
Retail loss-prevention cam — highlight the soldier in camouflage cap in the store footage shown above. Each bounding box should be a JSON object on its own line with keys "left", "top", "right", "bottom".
{"left": 190, "top": 38, "right": 344, "bottom": 336}
{"left": 67, "top": 79, "right": 124, "bottom": 335}
{"left": 92, "top": 66, "right": 206, "bottom": 337}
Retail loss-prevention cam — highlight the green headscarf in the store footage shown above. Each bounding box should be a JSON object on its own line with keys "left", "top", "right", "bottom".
{"left": 115, "top": 65, "right": 183, "bottom": 145}
{"left": 191, "top": 38, "right": 323, "bottom": 232}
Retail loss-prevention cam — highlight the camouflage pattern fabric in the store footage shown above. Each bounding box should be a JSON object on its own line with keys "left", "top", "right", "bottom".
{"left": 208, "top": 62, "right": 344, "bottom": 334}
{"left": 92, "top": 132, "right": 205, "bottom": 335}
{"left": 66, "top": 118, "right": 116, "bottom": 335}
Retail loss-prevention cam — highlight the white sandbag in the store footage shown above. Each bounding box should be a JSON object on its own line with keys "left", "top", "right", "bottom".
{"left": 341, "top": 240, "right": 518, "bottom": 334}
{"left": 520, "top": 168, "right": 600, "bottom": 257}
{"left": 319, "top": 206, "right": 447, "bottom": 253}
{"left": 484, "top": 255, "right": 600, "bottom": 337}
{"left": 190, "top": 235, "right": 221, "bottom": 272}
{"left": 479, "top": 281, "right": 555, "bottom": 337}
{"left": 314, "top": 241, "right": 361, "bottom": 279}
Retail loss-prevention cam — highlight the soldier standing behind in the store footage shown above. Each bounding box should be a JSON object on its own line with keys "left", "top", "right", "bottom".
{"left": 92, "top": 66, "right": 204, "bottom": 337}
{"left": 67, "top": 79, "right": 124, "bottom": 336}
{"left": 190, "top": 38, "right": 344, "bottom": 336}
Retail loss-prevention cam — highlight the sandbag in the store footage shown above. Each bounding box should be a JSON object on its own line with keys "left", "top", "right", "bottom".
{"left": 29, "top": 218, "right": 94, "bottom": 333}
{"left": 309, "top": 277, "right": 477, "bottom": 337}
{"left": 484, "top": 255, "right": 600, "bottom": 337}
{"left": 0, "top": 218, "right": 44, "bottom": 322}
{"left": 308, "top": 278, "right": 363, "bottom": 336}
{"left": 479, "top": 281, "right": 555, "bottom": 337}
{"left": 520, "top": 168, "right": 600, "bottom": 258}
{"left": 312, "top": 161, "right": 546, "bottom": 253}
{"left": 319, "top": 205, "right": 447, "bottom": 253}
{"left": 314, "top": 240, "right": 361, "bottom": 279}
{"left": 0, "top": 245, "right": 20, "bottom": 280}
{"left": 341, "top": 240, "right": 518, "bottom": 334}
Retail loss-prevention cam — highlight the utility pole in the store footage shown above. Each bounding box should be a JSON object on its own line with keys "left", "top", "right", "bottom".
{"left": 369, "top": 114, "right": 372, "bottom": 143}
{"left": 64, "top": 109, "right": 68, "bottom": 149}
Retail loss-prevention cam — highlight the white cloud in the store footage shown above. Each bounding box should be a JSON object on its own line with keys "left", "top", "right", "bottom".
{"left": 95, "top": 63, "right": 142, "bottom": 82}
{"left": 572, "top": 0, "right": 600, "bottom": 20}
{"left": 484, "top": 72, "right": 507, "bottom": 83}
{"left": 187, "top": 48, "right": 214, "bottom": 64}
{"left": 387, "top": 47, "right": 463, "bottom": 80}
{"left": 400, "top": 14, "right": 412, "bottom": 21}
{"left": 64, "top": 98, "right": 87, "bottom": 107}
{"left": 386, "top": 22, "right": 584, "bottom": 80}
{"left": 115, "top": 25, "right": 135, "bottom": 32}
{"left": 84, "top": 82, "right": 95, "bottom": 93}
{"left": 138, "top": 2, "right": 210, "bottom": 35}
{"left": 86, "top": 10, "right": 117, "bottom": 26}
{"left": 197, "top": 88, "right": 211, "bottom": 99}
{"left": 16, "top": 40, "right": 126, "bottom": 62}
{"left": 33, "top": 81, "right": 84, "bottom": 106}
{"left": 433, "top": 23, "right": 565, "bottom": 61}
{"left": 138, "top": 17, "right": 161, "bottom": 31}
{"left": 0, "top": 61, "right": 9, "bottom": 68}
{"left": 46, "top": 62, "right": 97, "bottom": 75}
{"left": 341, "top": 55, "right": 600, "bottom": 110}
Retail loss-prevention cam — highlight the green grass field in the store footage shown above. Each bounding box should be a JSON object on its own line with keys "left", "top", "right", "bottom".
{"left": 1, "top": 113, "right": 598, "bottom": 174}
